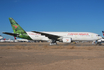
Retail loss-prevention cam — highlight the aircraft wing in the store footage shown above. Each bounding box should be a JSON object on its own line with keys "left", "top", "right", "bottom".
{"left": 32, "top": 31, "right": 60, "bottom": 40}
{"left": 3, "top": 32, "right": 19, "bottom": 37}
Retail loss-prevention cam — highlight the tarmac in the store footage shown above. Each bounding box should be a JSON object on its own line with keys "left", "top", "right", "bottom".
{"left": 0, "top": 42, "right": 104, "bottom": 47}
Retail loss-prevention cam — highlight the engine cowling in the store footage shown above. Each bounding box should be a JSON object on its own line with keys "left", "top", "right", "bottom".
{"left": 62, "top": 37, "right": 72, "bottom": 43}
{"left": 97, "top": 39, "right": 102, "bottom": 42}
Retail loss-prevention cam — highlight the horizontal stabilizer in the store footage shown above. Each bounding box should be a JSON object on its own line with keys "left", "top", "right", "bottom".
{"left": 3, "top": 32, "right": 19, "bottom": 37}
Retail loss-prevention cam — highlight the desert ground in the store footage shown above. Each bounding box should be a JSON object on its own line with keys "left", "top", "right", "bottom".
{"left": 0, "top": 42, "right": 104, "bottom": 70}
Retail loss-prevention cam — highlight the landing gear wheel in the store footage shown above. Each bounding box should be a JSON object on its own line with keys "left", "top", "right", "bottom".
{"left": 50, "top": 39, "right": 57, "bottom": 45}
{"left": 50, "top": 42, "right": 57, "bottom": 45}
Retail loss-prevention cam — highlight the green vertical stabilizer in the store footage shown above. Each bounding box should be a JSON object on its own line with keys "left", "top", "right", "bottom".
{"left": 9, "top": 18, "right": 26, "bottom": 34}
{"left": 9, "top": 18, "right": 32, "bottom": 40}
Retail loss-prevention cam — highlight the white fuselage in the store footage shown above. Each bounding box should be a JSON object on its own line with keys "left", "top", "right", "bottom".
{"left": 26, "top": 32, "right": 102, "bottom": 41}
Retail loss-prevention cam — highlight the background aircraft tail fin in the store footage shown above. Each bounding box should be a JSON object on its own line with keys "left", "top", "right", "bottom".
{"left": 4, "top": 38, "right": 6, "bottom": 41}
{"left": 102, "top": 31, "right": 104, "bottom": 36}
{"left": 9, "top": 18, "right": 27, "bottom": 35}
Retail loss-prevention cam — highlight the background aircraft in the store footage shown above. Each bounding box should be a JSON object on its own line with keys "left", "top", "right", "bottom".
{"left": 0, "top": 35, "right": 3, "bottom": 40}
{"left": 3, "top": 18, "right": 102, "bottom": 45}
{"left": 102, "top": 31, "right": 104, "bottom": 36}
{"left": 100, "top": 31, "right": 104, "bottom": 42}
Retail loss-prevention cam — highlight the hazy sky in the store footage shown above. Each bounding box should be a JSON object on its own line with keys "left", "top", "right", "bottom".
{"left": 0, "top": 0, "right": 104, "bottom": 39}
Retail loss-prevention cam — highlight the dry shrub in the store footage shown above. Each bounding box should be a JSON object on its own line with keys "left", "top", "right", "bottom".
{"left": 65, "top": 46, "right": 76, "bottom": 49}
{"left": 69, "top": 46, "right": 75, "bottom": 49}
{"left": 87, "top": 47, "right": 93, "bottom": 50}
{"left": 15, "top": 45, "right": 25, "bottom": 49}
{"left": 51, "top": 46, "right": 64, "bottom": 49}
{"left": 58, "top": 46, "right": 64, "bottom": 49}
{"left": 43, "top": 45, "right": 48, "bottom": 49}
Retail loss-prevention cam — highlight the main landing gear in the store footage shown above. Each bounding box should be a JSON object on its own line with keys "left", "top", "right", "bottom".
{"left": 96, "top": 42, "right": 102, "bottom": 46}
{"left": 50, "top": 39, "right": 57, "bottom": 45}
{"left": 92, "top": 40, "right": 102, "bottom": 46}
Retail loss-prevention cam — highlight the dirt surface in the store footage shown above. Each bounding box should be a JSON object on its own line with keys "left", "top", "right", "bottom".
{"left": 0, "top": 43, "right": 104, "bottom": 70}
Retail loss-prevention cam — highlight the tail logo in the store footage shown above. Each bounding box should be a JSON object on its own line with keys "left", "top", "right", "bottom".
{"left": 13, "top": 25, "right": 19, "bottom": 29}
{"left": 66, "top": 39, "right": 69, "bottom": 42}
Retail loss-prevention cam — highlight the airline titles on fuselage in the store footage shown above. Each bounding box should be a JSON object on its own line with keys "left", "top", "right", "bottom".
{"left": 28, "top": 33, "right": 90, "bottom": 36}
{"left": 67, "top": 33, "right": 89, "bottom": 36}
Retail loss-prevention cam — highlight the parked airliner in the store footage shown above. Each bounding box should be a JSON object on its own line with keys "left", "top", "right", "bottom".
{"left": 3, "top": 18, "right": 102, "bottom": 45}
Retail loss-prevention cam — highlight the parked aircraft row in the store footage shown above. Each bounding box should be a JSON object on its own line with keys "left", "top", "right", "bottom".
{"left": 0, "top": 38, "right": 30, "bottom": 42}
{"left": 0, "top": 35, "right": 30, "bottom": 42}
{"left": 2, "top": 18, "right": 103, "bottom": 45}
